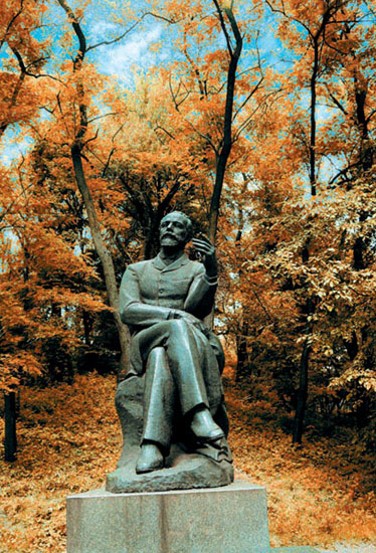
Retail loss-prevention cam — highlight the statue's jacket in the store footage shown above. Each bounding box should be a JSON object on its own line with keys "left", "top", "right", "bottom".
{"left": 119, "top": 253, "right": 225, "bottom": 414}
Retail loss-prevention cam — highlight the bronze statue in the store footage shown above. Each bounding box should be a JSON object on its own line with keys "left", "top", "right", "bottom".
{"left": 119, "top": 211, "right": 230, "bottom": 475}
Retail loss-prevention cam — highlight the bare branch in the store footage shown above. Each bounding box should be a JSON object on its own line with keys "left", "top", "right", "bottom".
{"left": 159, "top": 177, "right": 182, "bottom": 212}
{"left": 56, "top": 92, "right": 71, "bottom": 137}
{"left": 329, "top": 161, "right": 359, "bottom": 185}
{"left": 112, "top": 123, "right": 125, "bottom": 143}
{"left": 185, "top": 118, "right": 219, "bottom": 154}
{"left": 324, "top": 83, "right": 348, "bottom": 115}
{"left": 224, "top": 6, "right": 243, "bottom": 54}
{"left": 84, "top": 146, "right": 106, "bottom": 168}
{"left": 264, "top": 0, "right": 314, "bottom": 39}
{"left": 154, "top": 125, "right": 176, "bottom": 140}
{"left": 183, "top": 29, "right": 206, "bottom": 98}
{"left": 0, "top": 0, "right": 24, "bottom": 51}
{"left": 235, "top": 89, "right": 282, "bottom": 139}
{"left": 56, "top": 0, "right": 87, "bottom": 65}
{"left": 169, "top": 75, "right": 190, "bottom": 111}
{"left": 102, "top": 148, "right": 115, "bottom": 177}
{"left": 366, "top": 108, "right": 376, "bottom": 124}
{"left": 213, "top": 0, "right": 233, "bottom": 56}
{"left": 0, "top": 45, "right": 27, "bottom": 137}
{"left": 143, "top": 11, "right": 181, "bottom": 24}
{"left": 12, "top": 48, "right": 64, "bottom": 83}
{"left": 87, "top": 112, "right": 118, "bottom": 124}
{"left": 232, "top": 75, "right": 264, "bottom": 123}
{"left": 0, "top": 182, "right": 35, "bottom": 225}
{"left": 82, "top": 129, "right": 99, "bottom": 148}
{"left": 87, "top": 18, "right": 142, "bottom": 52}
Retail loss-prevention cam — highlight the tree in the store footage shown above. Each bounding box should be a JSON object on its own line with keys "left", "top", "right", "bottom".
{"left": 262, "top": 0, "right": 367, "bottom": 443}
{"left": 1, "top": 0, "right": 49, "bottom": 462}
{"left": 55, "top": 0, "right": 134, "bottom": 377}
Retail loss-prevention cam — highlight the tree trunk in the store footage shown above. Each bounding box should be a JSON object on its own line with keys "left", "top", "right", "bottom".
{"left": 354, "top": 67, "right": 373, "bottom": 171}
{"left": 292, "top": 242, "right": 313, "bottom": 444}
{"left": 309, "top": 41, "right": 318, "bottom": 197}
{"left": 82, "top": 310, "right": 92, "bottom": 346}
{"left": 292, "top": 338, "right": 311, "bottom": 444}
{"left": 57, "top": 0, "right": 131, "bottom": 380}
{"left": 205, "top": 4, "right": 242, "bottom": 331}
{"left": 4, "top": 392, "right": 17, "bottom": 462}
{"left": 71, "top": 145, "right": 130, "bottom": 379}
{"left": 208, "top": 3, "right": 242, "bottom": 242}
{"left": 235, "top": 322, "right": 249, "bottom": 383}
{"left": 352, "top": 66, "right": 374, "bottom": 270}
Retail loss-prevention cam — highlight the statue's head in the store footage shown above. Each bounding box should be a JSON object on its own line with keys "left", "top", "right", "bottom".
{"left": 159, "top": 211, "right": 193, "bottom": 249}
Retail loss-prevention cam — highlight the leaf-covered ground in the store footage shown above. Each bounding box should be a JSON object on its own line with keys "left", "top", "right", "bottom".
{"left": 0, "top": 373, "right": 374, "bottom": 553}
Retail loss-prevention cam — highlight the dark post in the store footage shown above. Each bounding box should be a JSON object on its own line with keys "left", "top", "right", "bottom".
{"left": 4, "top": 392, "right": 17, "bottom": 462}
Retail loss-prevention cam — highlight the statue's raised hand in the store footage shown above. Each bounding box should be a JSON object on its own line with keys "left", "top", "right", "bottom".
{"left": 191, "top": 235, "right": 217, "bottom": 281}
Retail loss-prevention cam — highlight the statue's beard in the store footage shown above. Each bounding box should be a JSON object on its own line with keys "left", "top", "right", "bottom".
{"left": 160, "top": 235, "right": 184, "bottom": 247}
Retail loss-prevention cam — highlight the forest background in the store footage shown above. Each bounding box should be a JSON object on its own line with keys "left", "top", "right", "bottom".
{"left": 0, "top": 0, "right": 375, "bottom": 550}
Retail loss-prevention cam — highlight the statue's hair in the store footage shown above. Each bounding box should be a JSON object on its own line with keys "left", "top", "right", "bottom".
{"left": 160, "top": 211, "right": 193, "bottom": 241}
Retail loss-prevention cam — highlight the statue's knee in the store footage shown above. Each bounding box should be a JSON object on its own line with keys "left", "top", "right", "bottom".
{"left": 168, "top": 319, "right": 190, "bottom": 335}
{"left": 146, "top": 347, "right": 169, "bottom": 375}
{"left": 148, "top": 346, "right": 166, "bottom": 364}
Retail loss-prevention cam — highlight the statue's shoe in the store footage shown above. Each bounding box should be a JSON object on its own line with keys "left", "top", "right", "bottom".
{"left": 191, "top": 408, "right": 225, "bottom": 442}
{"left": 135, "top": 444, "right": 165, "bottom": 474}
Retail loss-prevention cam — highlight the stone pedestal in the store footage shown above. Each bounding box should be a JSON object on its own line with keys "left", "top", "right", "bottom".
{"left": 67, "top": 480, "right": 270, "bottom": 553}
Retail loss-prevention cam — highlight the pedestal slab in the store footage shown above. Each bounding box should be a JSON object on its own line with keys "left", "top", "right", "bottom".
{"left": 67, "top": 479, "right": 270, "bottom": 553}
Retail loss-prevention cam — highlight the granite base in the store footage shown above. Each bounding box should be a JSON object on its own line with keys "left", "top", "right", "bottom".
{"left": 67, "top": 479, "right": 270, "bottom": 553}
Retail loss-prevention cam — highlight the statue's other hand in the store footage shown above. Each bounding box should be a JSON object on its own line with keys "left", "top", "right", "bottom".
{"left": 170, "top": 309, "right": 209, "bottom": 336}
{"left": 172, "top": 309, "right": 200, "bottom": 324}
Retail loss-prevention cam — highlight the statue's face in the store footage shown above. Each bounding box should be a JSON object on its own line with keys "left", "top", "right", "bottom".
{"left": 160, "top": 213, "right": 189, "bottom": 248}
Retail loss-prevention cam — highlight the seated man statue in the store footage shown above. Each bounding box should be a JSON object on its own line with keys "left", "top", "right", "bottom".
{"left": 119, "top": 211, "right": 230, "bottom": 475}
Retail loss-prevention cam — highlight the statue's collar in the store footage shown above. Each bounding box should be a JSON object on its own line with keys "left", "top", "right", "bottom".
{"left": 152, "top": 252, "right": 189, "bottom": 272}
